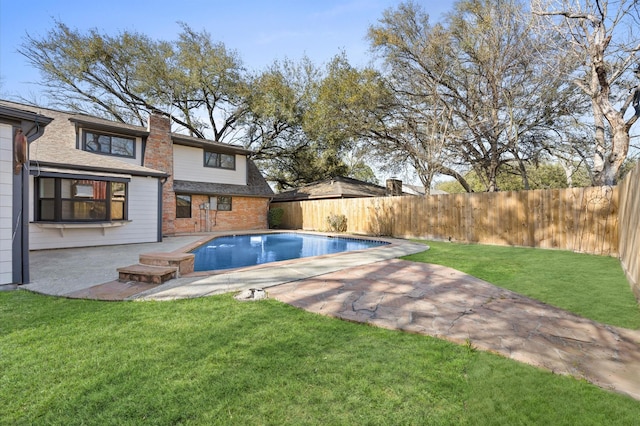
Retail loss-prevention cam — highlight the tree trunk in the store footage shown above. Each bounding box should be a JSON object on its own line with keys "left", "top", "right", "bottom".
{"left": 487, "top": 159, "right": 500, "bottom": 192}
{"left": 440, "top": 166, "right": 473, "bottom": 193}
{"left": 419, "top": 172, "right": 434, "bottom": 196}
{"left": 594, "top": 84, "right": 630, "bottom": 186}
{"left": 514, "top": 152, "right": 530, "bottom": 190}
{"left": 560, "top": 160, "right": 574, "bottom": 188}
{"left": 600, "top": 122, "right": 630, "bottom": 185}
{"left": 591, "top": 96, "right": 606, "bottom": 185}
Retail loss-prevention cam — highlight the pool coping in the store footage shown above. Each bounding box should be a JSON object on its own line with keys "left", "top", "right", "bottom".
{"left": 130, "top": 231, "right": 429, "bottom": 301}
{"left": 182, "top": 230, "right": 398, "bottom": 277}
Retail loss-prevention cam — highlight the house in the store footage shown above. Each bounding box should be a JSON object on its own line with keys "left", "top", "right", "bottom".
{"left": 273, "top": 176, "right": 408, "bottom": 202}
{"left": 0, "top": 100, "right": 168, "bottom": 252}
{"left": 1, "top": 103, "right": 52, "bottom": 286}
{"left": 0, "top": 100, "right": 273, "bottom": 255}
{"left": 150, "top": 114, "right": 274, "bottom": 235}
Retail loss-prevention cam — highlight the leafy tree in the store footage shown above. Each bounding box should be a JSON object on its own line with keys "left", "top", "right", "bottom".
{"left": 304, "top": 55, "right": 394, "bottom": 185}
{"left": 19, "top": 23, "right": 369, "bottom": 188}
{"left": 245, "top": 56, "right": 363, "bottom": 190}
{"left": 619, "top": 158, "right": 639, "bottom": 181}
{"left": 436, "top": 162, "right": 593, "bottom": 193}
{"left": 532, "top": 0, "right": 640, "bottom": 185}
{"left": 300, "top": 53, "right": 455, "bottom": 194}
{"left": 243, "top": 57, "right": 315, "bottom": 189}
{"left": 170, "top": 23, "right": 249, "bottom": 140}
{"left": 344, "top": 156, "right": 379, "bottom": 184}
{"left": 19, "top": 22, "right": 248, "bottom": 141}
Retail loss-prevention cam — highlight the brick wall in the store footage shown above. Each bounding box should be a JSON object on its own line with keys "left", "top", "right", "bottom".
{"left": 144, "top": 114, "right": 270, "bottom": 235}
{"left": 174, "top": 196, "right": 269, "bottom": 234}
{"left": 144, "top": 114, "right": 175, "bottom": 235}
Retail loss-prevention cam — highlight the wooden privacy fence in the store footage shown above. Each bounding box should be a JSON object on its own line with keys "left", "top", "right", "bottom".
{"left": 617, "top": 163, "right": 640, "bottom": 300}
{"left": 272, "top": 167, "right": 640, "bottom": 300}
{"left": 271, "top": 186, "right": 619, "bottom": 256}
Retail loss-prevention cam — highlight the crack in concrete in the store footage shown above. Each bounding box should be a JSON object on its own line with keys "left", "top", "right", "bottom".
{"left": 547, "top": 334, "right": 594, "bottom": 344}
{"left": 446, "top": 292, "right": 508, "bottom": 333}
{"left": 605, "top": 325, "right": 622, "bottom": 342}
{"left": 447, "top": 308, "right": 475, "bottom": 333}
{"left": 525, "top": 321, "right": 542, "bottom": 340}
{"left": 351, "top": 291, "right": 383, "bottom": 316}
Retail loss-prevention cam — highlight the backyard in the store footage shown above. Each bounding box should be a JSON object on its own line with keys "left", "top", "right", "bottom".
{"left": 405, "top": 240, "right": 640, "bottom": 330}
{"left": 1, "top": 241, "right": 639, "bottom": 424}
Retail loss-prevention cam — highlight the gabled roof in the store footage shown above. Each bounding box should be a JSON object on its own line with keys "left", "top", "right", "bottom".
{"left": 273, "top": 176, "right": 389, "bottom": 202}
{"left": 0, "top": 100, "right": 166, "bottom": 177}
{"left": 0, "top": 100, "right": 255, "bottom": 178}
{"left": 0, "top": 100, "right": 145, "bottom": 134}
{"left": 173, "top": 161, "right": 273, "bottom": 198}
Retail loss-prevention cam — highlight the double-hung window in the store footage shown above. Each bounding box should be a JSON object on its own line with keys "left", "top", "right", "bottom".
{"left": 83, "top": 131, "right": 135, "bottom": 158}
{"left": 204, "top": 151, "right": 235, "bottom": 169}
{"left": 35, "top": 177, "right": 128, "bottom": 222}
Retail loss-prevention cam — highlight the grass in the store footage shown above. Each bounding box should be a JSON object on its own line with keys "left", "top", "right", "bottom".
{"left": 1, "top": 289, "right": 640, "bottom": 425}
{"left": 404, "top": 240, "right": 640, "bottom": 330}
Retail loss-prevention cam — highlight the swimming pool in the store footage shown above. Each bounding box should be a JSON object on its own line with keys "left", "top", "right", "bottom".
{"left": 191, "top": 233, "right": 388, "bottom": 271}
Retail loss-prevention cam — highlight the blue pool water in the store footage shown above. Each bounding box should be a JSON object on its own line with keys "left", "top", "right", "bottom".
{"left": 192, "top": 233, "right": 388, "bottom": 271}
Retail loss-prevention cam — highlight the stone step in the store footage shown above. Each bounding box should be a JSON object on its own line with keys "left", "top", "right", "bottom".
{"left": 117, "top": 264, "right": 177, "bottom": 285}
{"left": 138, "top": 252, "right": 195, "bottom": 276}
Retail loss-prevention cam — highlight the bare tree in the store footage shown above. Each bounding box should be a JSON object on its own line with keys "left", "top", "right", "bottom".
{"left": 368, "top": 0, "right": 583, "bottom": 192}
{"left": 370, "top": 91, "right": 468, "bottom": 194}
{"left": 532, "top": 0, "right": 640, "bottom": 185}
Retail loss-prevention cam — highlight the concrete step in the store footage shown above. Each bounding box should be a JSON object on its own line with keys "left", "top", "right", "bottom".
{"left": 117, "top": 264, "right": 177, "bottom": 285}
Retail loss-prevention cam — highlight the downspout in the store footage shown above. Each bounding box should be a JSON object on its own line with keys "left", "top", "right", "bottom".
{"left": 141, "top": 135, "right": 147, "bottom": 166}
{"left": 24, "top": 119, "right": 47, "bottom": 143}
{"left": 17, "top": 117, "right": 50, "bottom": 284}
{"left": 73, "top": 121, "right": 80, "bottom": 149}
{"left": 158, "top": 175, "right": 168, "bottom": 242}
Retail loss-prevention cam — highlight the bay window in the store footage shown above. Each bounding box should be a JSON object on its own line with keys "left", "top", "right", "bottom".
{"left": 35, "top": 177, "right": 128, "bottom": 222}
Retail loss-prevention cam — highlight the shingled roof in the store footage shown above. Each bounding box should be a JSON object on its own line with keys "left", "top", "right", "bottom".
{"left": 173, "top": 160, "right": 273, "bottom": 197}
{"left": 0, "top": 100, "right": 261, "bottom": 179}
{"left": 0, "top": 100, "right": 166, "bottom": 177}
{"left": 273, "top": 176, "right": 390, "bottom": 202}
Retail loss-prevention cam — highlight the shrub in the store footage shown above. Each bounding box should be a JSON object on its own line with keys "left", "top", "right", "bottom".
{"left": 268, "top": 208, "right": 284, "bottom": 229}
{"left": 326, "top": 213, "right": 347, "bottom": 232}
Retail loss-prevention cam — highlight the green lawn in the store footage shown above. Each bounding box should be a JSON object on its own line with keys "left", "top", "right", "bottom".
{"left": 1, "top": 288, "right": 640, "bottom": 425}
{"left": 404, "top": 240, "right": 640, "bottom": 330}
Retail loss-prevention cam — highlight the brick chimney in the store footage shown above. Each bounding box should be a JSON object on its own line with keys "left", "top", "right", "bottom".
{"left": 386, "top": 178, "right": 402, "bottom": 196}
{"left": 144, "top": 114, "right": 175, "bottom": 236}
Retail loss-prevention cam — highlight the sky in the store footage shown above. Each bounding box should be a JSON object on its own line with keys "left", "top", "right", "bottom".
{"left": 0, "top": 0, "right": 456, "bottom": 102}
